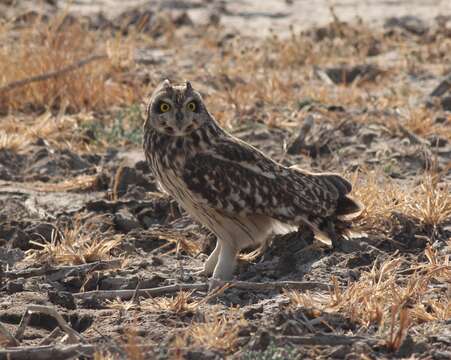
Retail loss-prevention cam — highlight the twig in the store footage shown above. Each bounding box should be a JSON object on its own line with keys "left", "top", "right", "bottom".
{"left": 279, "top": 334, "right": 379, "bottom": 346}
{"left": 74, "top": 281, "right": 331, "bottom": 301}
{"left": 14, "top": 306, "right": 84, "bottom": 344}
{"left": 0, "top": 322, "right": 20, "bottom": 347}
{"left": 0, "top": 54, "right": 108, "bottom": 94}
{"left": 4, "top": 259, "right": 122, "bottom": 281}
{"left": 0, "top": 344, "right": 96, "bottom": 360}
{"left": 75, "top": 283, "right": 207, "bottom": 301}
{"left": 39, "top": 327, "right": 63, "bottom": 346}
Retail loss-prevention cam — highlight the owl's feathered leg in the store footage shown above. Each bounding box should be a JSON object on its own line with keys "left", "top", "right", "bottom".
{"left": 212, "top": 240, "right": 238, "bottom": 280}
{"left": 197, "top": 240, "right": 221, "bottom": 276}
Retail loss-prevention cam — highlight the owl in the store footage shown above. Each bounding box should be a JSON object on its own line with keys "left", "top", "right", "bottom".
{"left": 143, "top": 80, "right": 362, "bottom": 281}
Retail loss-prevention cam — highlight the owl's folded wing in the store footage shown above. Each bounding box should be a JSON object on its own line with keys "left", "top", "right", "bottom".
{"left": 182, "top": 137, "right": 343, "bottom": 222}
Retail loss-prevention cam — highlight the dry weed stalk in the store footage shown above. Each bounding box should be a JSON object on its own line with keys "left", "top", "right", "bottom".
{"left": 148, "top": 229, "right": 201, "bottom": 257}
{"left": 30, "top": 174, "right": 99, "bottom": 192}
{"left": 26, "top": 221, "right": 122, "bottom": 265}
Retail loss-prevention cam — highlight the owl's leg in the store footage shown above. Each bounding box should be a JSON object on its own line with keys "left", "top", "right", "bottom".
{"left": 212, "top": 240, "right": 237, "bottom": 280}
{"left": 195, "top": 240, "right": 221, "bottom": 276}
{"left": 204, "top": 240, "right": 221, "bottom": 275}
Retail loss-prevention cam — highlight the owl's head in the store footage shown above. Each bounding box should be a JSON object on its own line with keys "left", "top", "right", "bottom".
{"left": 145, "top": 80, "right": 210, "bottom": 136}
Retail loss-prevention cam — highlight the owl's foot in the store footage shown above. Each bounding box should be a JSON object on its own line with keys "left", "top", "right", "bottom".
{"left": 208, "top": 277, "right": 226, "bottom": 292}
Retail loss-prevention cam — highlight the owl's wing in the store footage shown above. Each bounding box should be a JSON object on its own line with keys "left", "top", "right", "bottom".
{"left": 182, "top": 136, "right": 350, "bottom": 223}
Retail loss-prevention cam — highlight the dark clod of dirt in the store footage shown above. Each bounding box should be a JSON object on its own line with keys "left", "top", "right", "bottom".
{"left": 6, "top": 280, "right": 24, "bottom": 294}
{"left": 113, "top": 208, "right": 142, "bottom": 233}
{"left": 430, "top": 73, "right": 451, "bottom": 97}
{"left": 112, "top": 165, "right": 156, "bottom": 199}
{"left": 48, "top": 290, "right": 77, "bottom": 310}
{"left": 441, "top": 96, "right": 451, "bottom": 111}
{"left": 316, "top": 64, "right": 381, "bottom": 85}
{"left": 385, "top": 15, "right": 428, "bottom": 35}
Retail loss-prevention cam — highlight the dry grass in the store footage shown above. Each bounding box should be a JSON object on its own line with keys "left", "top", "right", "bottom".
{"left": 0, "top": 111, "right": 97, "bottom": 152}
{"left": 141, "top": 291, "right": 200, "bottom": 314}
{"left": 0, "top": 130, "right": 26, "bottom": 151}
{"left": 330, "top": 254, "right": 449, "bottom": 328}
{"left": 26, "top": 221, "right": 122, "bottom": 265}
{"left": 352, "top": 169, "right": 451, "bottom": 234}
{"left": 286, "top": 245, "right": 450, "bottom": 345}
{"left": 173, "top": 309, "right": 246, "bottom": 353}
{"left": 0, "top": 14, "right": 139, "bottom": 112}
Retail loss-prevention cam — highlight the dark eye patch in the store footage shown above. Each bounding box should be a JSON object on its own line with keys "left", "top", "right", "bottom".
{"left": 187, "top": 99, "right": 201, "bottom": 113}
{"left": 153, "top": 100, "right": 170, "bottom": 114}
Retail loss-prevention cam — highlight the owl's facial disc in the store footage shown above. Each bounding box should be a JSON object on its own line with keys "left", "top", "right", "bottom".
{"left": 147, "top": 81, "right": 207, "bottom": 136}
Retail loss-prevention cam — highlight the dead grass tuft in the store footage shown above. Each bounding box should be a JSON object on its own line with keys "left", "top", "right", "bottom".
{"left": 106, "top": 291, "right": 201, "bottom": 315}
{"left": 141, "top": 291, "right": 200, "bottom": 314}
{"left": 173, "top": 309, "right": 246, "bottom": 353}
{"left": 26, "top": 221, "right": 122, "bottom": 265}
{"left": 407, "top": 173, "right": 451, "bottom": 228}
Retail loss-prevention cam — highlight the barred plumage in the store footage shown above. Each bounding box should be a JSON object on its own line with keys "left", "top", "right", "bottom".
{"left": 143, "top": 80, "right": 362, "bottom": 280}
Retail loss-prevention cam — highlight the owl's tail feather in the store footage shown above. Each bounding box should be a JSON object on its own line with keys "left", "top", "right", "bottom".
{"left": 317, "top": 173, "right": 363, "bottom": 219}
{"left": 309, "top": 173, "right": 363, "bottom": 247}
{"left": 335, "top": 195, "right": 363, "bottom": 219}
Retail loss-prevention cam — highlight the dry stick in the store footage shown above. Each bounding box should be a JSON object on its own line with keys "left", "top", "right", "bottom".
{"left": 14, "top": 306, "right": 84, "bottom": 344}
{"left": 4, "top": 259, "right": 122, "bottom": 281}
{"left": 0, "top": 322, "right": 20, "bottom": 347}
{"left": 73, "top": 281, "right": 331, "bottom": 301}
{"left": 0, "top": 344, "right": 96, "bottom": 360}
{"left": 0, "top": 54, "right": 108, "bottom": 94}
{"left": 39, "top": 327, "right": 63, "bottom": 346}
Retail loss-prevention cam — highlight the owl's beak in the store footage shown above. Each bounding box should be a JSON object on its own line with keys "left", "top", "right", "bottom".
{"left": 175, "top": 111, "right": 184, "bottom": 127}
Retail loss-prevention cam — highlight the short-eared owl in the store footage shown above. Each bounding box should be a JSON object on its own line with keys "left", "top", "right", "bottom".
{"left": 143, "top": 80, "right": 362, "bottom": 280}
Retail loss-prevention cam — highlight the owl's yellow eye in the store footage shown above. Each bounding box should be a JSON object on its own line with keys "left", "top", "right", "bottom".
{"left": 186, "top": 101, "right": 197, "bottom": 112}
{"left": 160, "top": 102, "right": 171, "bottom": 113}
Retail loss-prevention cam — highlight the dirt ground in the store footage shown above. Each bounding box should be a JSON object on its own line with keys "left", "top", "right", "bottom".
{"left": 0, "top": 1, "right": 450, "bottom": 359}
